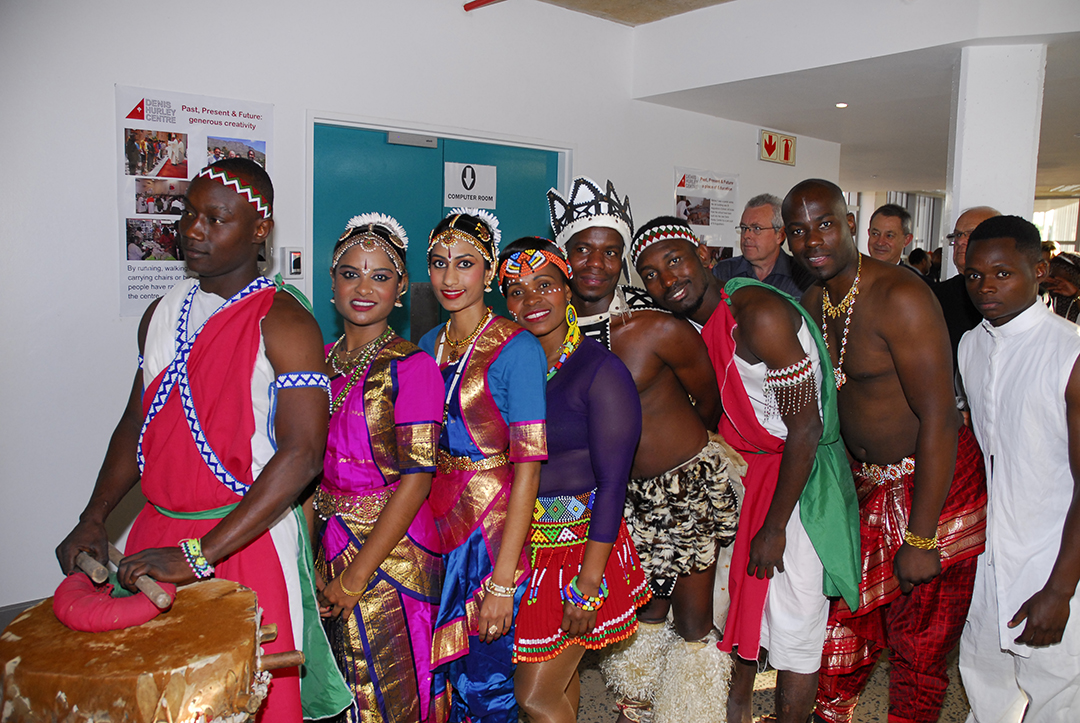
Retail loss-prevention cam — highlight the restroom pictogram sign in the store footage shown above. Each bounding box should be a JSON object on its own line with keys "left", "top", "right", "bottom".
{"left": 760, "top": 130, "right": 796, "bottom": 166}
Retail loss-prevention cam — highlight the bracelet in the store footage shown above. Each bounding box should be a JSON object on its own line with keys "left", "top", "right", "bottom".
{"left": 561, "top": 575, "right": 608, "bottom": 612}
{"left": 179, "top": 538, "right": 215, "bottom": 579}
{"left": 483, "top": 578, "right": 516, "bottom": 598}
{"left": 336, "top": 574, "right": 364, "bottom": 598}
{"left": 903, "top": 529, "right": 939, "bottom": 551}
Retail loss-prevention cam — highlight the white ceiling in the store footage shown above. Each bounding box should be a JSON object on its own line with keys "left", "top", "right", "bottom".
{"left": 532, "top": 1, "right": 1080, "bottom": 197}
{"left": 639, "top": 34, "right": 1080, "bottom": 196}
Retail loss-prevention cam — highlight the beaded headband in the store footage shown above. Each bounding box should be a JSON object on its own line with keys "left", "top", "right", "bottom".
{"left": 548, "top": 177, "right": 633, "bottom": 252}
{"left": 497, "top": 246, "right": 573, "bottom": 293}
{"left": 332, "top": 213, "right": 409, "bottom": 277}
{"left": 428, "top": 208, "right": 501, "bottom": 264}
{"left": 630, "top": 223, "right": 699, "bottom": 267}
{"left": 195, "top": 166, "right": 272, "bottom": 219}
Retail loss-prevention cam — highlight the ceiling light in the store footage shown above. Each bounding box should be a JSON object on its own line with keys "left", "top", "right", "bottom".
{"left": 835, "top": 102, "right": 848, "bottom": 108}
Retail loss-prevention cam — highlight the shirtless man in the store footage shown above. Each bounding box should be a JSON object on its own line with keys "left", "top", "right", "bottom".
{"left": 632, "top": 215, "right": 860, "bottom": 723}
{"left": 547, "top": 178, "right": 742, "bottom": 723}
{"left": 782, "top": 179, "right": 987, "bottom": 723}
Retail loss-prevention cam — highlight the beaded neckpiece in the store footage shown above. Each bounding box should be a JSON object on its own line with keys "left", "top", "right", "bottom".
{"left": 547, "top": 320, "right": 582, "bottom": 381}
{"left": 822, "top": 255, "right": 862, "bottom": 390}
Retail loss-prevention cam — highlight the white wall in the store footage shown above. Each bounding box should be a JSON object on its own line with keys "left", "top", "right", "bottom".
{"left": 0, "top": 0, "right": 839, "bottom": 607}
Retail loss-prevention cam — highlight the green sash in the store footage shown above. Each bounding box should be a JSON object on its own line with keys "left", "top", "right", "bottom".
{"left": 723, "top": 277, "right": 861, "bottom": 610}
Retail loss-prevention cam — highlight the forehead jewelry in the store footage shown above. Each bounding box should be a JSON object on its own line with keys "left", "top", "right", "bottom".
{"left": 333, "top": 213, "right": 409, "bottom": 277}
{"left": 822, "top": 254, "right": 862, "bottom": 390}
{"left": 196, "top": 166, "right": 271, "bottom": 219}
{"left": 428, "top": 209, "right": 501, "bottom": 265}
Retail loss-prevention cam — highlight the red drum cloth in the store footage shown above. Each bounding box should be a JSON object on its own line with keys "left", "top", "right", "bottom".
{"left": 513, "top": 518, "right": 650, "bottom": 664}
{"left": 52, "top": 573, "right": 175, "bottom": 633}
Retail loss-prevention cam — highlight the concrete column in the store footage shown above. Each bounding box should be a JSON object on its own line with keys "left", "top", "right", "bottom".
{"left": 944, "top": 44, "right": 1046, "bottom": 277}
{"left": 856, "top": 191, "right": 877, "bottom": 254}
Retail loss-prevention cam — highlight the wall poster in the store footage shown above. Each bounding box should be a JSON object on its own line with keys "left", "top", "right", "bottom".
{"left": 674, "top": 167, "right": 739, "bottom": 250}
{"left": 115, "top": 85, "right": 273, "bottom": 316}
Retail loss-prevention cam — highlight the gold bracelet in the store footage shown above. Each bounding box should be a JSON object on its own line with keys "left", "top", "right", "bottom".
{"left": 483, "top": 578, "right": 516, "bottom": 598}
{"left": 903, "top": 529, "right": 939, "bottom": 550}
{"left": 337, "top": 574, "right": 365, "bottom": 597}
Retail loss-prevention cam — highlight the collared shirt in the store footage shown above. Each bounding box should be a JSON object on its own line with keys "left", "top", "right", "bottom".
{"left": 711, "top": 249, "right": 813, "bottom": 299}
{"left": 959, "top": 302, "right": 1080, "bottom": 655}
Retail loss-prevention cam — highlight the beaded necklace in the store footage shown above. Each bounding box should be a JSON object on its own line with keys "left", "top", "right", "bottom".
{"left": 822, "top": 255, "right": 862, "bottom": 390}
{"left": 546, "top": 323, "right": 582, "bottom": 380}
{"left": 327, "top": 327, "right": 394, "bottom": 415}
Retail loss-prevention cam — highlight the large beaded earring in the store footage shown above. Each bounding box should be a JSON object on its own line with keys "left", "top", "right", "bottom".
{"left": 565, "top": 303, "right": 579, "bottom": 333}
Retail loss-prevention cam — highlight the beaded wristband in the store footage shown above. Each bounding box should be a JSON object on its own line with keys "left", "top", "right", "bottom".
{"left": 903, "top": 529, "right": 939, "bottom": 551}
{"left": 484, "top": 578, "right": 516, "bottom": 598}
{"left": 561, "top": 575, "right": 608, "bottom": 612}
{"left": 179, "top": 538, "right": 215, "bottom": 579}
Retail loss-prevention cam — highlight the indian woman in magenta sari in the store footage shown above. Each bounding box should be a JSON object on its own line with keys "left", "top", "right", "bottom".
{"left": 308, "top": 214, "right": 449, "bottom": 723}
{"left": 420, "top": 209, "right": 548, "bottom": 723}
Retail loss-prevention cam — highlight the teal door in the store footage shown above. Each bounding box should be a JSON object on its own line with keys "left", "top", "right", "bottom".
{"left": 313, "top": 125, "right": 561, "bottom": 343}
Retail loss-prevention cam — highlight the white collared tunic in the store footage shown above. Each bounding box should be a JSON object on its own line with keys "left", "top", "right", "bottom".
{"left": 959, "top": 301, "right": 1080, "bottom": 722}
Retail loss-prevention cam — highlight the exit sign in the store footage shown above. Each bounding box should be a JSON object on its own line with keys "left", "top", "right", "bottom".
{"left": 760, "top": 130, "right": 796, "bottom": 166}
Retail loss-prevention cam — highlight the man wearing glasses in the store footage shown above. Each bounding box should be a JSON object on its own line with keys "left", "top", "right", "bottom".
{"left": 933, "top": 206, "right": 1000, "bottom": 372}
{"left": 713, "top": 194, "right": 814, "bottom": 298}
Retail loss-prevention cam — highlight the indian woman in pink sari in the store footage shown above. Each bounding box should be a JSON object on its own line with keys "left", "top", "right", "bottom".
{"left": 308, "top": 214, "right": 449, "bottom": 723}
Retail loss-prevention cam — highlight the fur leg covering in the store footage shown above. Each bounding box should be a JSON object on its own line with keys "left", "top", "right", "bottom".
{"left": 600, "top": 620, "right": 679, "bottom": 718}
{"left": 653, "top": 630, "right": 732, "bottom": 723}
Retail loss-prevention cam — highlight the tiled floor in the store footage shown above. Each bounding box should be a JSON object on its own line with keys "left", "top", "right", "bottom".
{"left": 575, "top": 646, "right": 970, "bottom": 722}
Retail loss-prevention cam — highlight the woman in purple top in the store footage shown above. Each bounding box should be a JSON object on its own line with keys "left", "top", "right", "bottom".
{"left": 497, "top": 237, "right": 650, "bottom": 723}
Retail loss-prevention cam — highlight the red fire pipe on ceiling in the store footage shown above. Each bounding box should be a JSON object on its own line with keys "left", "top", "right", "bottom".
{"left": 464, "top": 0, "right": 504, "bottom": 11}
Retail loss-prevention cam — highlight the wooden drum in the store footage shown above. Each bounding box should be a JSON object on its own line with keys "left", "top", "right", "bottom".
{"left": 1, "top": 579, "right": 279, "bottom": 723}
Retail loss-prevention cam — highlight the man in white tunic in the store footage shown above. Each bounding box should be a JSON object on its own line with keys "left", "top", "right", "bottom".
{"left": 959, "top": 215, "right": 1080, "bottom": 723}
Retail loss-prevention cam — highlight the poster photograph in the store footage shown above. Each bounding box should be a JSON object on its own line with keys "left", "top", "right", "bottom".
{"left": 674, "top": 167, "right": 739, "bottom": 249}
{"left": 116, "top": 85, "right": 273, "bottom": 316}
{"left": 134, "top": 179, "right": 188, "bottom": 216}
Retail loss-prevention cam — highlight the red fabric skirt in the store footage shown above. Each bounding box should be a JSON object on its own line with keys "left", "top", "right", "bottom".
{"left": 514, "top": 504, "right": 650, "bottom": 664}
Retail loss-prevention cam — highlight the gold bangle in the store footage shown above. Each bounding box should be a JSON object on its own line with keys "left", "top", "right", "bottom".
{"left": 903, "top": 529, "right": 939, "bottom": 551}
{"left": 483, "top": 578, "right": 516, "bottom": 598}
{"left": 337, "top": 574, "right": 365, "bottom": 597}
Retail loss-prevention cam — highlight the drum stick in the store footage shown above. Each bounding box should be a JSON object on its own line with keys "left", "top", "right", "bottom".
{"left": 74, "top": 552, "right": 109, "bottom": 584}
{"left": 107, "top": 544, "right": 173, "bottom": 609}
{"left": 260, "top": 651, "right": 304, "bottom": 670}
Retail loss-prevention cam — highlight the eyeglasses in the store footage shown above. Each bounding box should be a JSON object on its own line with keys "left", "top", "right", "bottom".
{"left": 736, "top": 224, "right": 781, "bottom": 236}
{"left": 946, "top": 231, "right": 971, "bottom": 246}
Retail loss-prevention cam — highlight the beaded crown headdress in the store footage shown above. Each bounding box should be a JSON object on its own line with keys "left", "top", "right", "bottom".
{"left": 428, "top": 208, "right": 501, "bottom": 264}
{"left": 547, "top": 177, "right": 633, "bottom": 252}
{"left": 332, "top": 212, "right": 409, "bottom": 277}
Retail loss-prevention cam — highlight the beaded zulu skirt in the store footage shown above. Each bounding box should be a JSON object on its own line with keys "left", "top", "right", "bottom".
{"left": 513, "top": 490, "right": 651, "bottom": 664}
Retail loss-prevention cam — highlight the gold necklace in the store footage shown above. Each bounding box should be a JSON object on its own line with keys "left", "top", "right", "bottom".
{"left": 328, "top": 335, "right": 376, "bottom": 375}
{"left": 327, "top": 328, "right": 394, "bottom": 414}
{"left": 822, "top": 255, "right": 862, "bottom": 389}
{"left": 443, "top": 307, "right": 492, "bottom": 364}
{"left": 822, "top": 254, "right": 862, "bottom": 319}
